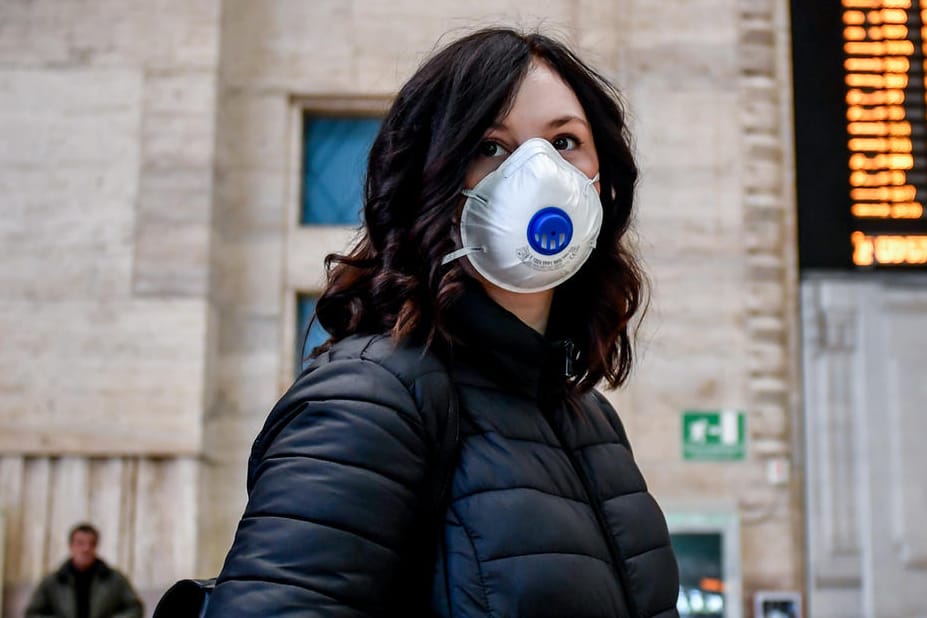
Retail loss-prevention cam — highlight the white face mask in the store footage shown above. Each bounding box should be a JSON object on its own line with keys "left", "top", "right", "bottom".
{"left": 441, "top": 138, "right": 602, "bottom": 294}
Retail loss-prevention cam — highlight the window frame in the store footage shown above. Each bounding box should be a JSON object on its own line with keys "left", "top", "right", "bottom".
{"left": 279, "top": 96, "right": 390, "bottom": 387}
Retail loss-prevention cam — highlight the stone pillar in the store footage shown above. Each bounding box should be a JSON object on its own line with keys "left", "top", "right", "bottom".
{"left": 802, "top": 276, "right": 927, "bottom": 617}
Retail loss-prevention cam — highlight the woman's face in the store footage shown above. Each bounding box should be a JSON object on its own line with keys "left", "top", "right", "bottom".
{"left": 458, "top": 59, "right": 601, "bottom": 328}
{"left": 464, "top": 59, "right": 600, "bottom": 191}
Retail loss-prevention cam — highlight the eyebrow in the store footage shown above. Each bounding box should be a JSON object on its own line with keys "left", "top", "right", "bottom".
{"left": 490, "top": 115, "right": 590, "bottom": 131}
{"left": 546, "top": 115, "right": 589, "bottom": 129}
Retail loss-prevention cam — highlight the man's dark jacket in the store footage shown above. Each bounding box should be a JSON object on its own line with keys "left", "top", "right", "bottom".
{"left": 25, "top": 559, "right": 143, "bottom": 618}
{"left": 207, "top": 287, "right": 680, "bottom": 617}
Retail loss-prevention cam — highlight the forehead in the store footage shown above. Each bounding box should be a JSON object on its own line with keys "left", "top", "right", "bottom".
{"left": 500, "top": 60, "right": 587, "bottom": 125}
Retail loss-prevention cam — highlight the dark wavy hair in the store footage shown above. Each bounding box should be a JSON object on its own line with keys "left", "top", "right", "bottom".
{"left": 314, "top": 27, "right": 645, "bottom": 391}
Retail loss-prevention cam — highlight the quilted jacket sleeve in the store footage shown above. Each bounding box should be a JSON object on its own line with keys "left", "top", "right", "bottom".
{"left": 205, "top": 357, "right": 431, "bottom": 618}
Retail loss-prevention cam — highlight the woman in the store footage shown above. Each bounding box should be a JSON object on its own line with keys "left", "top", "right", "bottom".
{"left": 206, "top": 28, "right": 680, "bottom": 617}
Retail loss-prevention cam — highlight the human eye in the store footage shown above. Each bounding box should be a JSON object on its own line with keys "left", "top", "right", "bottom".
{"left": 477, "top": 139, "right": 510, "bottom": 158}
{"left": 551, "top": 135, "right": 580, "bottom": 151}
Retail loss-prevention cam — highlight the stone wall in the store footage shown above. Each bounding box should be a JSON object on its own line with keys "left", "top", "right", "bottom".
{"left": 0, "top": 1, "right": 221, "bottom": 615}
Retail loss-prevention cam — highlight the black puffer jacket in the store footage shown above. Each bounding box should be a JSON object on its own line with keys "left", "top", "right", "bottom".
{"left": 207, "top": 287, "right": 679, "bottom": 617}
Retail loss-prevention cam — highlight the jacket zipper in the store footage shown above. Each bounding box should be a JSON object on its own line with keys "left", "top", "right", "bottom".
{"left": 542, "top": 392, "right": 639, "bottom": 618}
{"left": 562, "top": 437, "right": 639, "bottom": 617}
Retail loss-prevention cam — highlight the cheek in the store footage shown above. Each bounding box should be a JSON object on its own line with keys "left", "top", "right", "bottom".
{"left": 463, "top": 168, "right": 481, "bottom": 191}
{"left": 577, "top": 153, "right": 599, "bottom": 181}
{"left": 464, "top": 158, "right": 505, "bottom": 190}
{"left": 562, "top": 148, "right": 599, "bottom": 181}
{"left": 576, "top": 153, "right": 600, "bottom": 195}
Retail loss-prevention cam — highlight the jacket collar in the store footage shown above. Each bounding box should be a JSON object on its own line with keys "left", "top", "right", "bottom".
{"left": 56, "top": 559, "right": 109, "bottom": 582}
{"left": 446, "top": 281, "right": 575, "bottom": 404}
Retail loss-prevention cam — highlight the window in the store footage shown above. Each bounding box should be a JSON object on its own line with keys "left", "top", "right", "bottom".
{"left": 301, "top": 115, "right": 381, "bottom": 225}
{"left": 296, "top": 294, "right": 330, "bottom": 374}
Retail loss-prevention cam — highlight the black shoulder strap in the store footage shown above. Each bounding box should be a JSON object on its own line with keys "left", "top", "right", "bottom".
{"left": 421, "top": 366, "right": 460, "bottom": 616}
{"left": 430, "top": 372, "right": 460, "bottom": 514}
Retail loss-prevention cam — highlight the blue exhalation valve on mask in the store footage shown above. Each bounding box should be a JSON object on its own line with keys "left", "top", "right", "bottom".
{"left": 527, "top": 207, "right": 573, "bottom": 256}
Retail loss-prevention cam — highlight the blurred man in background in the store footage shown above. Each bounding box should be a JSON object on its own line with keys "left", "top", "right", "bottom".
{"left": 24, "top": 522, "right": 143, "bottom": 618}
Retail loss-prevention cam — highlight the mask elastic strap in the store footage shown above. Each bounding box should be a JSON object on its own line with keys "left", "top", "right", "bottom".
{"left": 589, "top": 173, "right": 600, "bottom": 184}
{"left": 461, "top": 189, "right": 489, "bottom": 205}
{"left": 444, "top": 189, "right": 490, "bottom": 265}
{"left": 441, "top": 245, "right": 485, "bottom": 266}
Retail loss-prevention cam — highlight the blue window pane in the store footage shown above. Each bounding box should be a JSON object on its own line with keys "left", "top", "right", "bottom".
{"left": 296, "top": 295, "right": 330, "bottom": 374}
{"left": 302, "top": 116, "right": 381, "bottom": 225}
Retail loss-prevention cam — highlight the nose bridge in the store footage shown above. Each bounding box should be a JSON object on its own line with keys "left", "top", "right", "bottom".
{"left": 500, "top": 137, "right": 559, "bottom": 178}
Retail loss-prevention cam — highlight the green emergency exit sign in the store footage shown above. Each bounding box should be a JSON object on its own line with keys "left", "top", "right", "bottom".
{"left": 682, "top": 410, "right": 746, "bottom": 461}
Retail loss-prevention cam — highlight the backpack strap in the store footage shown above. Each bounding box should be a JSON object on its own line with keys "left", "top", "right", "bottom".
{"left": 428, "top": 369, "right": 460, "bottom": 615}
{"left": 152, "top": 578, "right": 215, "bottom": 618}
{"left": 430, "top": 369, "right": 460, "bottom": 515}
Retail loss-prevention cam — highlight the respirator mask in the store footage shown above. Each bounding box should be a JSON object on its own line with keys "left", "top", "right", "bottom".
{"left": 441, "top": 138, "right": 602, "bottom": 293}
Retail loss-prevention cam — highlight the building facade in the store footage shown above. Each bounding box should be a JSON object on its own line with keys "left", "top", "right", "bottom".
{"left": 0, "top": 0, "right": 803, "bottom": 615}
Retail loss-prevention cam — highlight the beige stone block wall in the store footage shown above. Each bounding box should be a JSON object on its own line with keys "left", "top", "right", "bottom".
{"left": 0, "top": 0, "right": 221, "bottom": 444}
{"left": 0, "top": 1, "right": 221, "bottom": 615}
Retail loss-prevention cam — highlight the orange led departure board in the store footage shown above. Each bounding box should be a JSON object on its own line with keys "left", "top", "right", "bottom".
{"left": 792, "top": 0, "right": 927, "bottom": 269}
